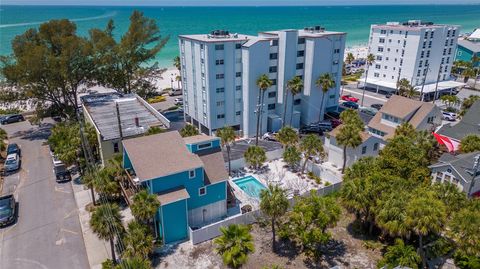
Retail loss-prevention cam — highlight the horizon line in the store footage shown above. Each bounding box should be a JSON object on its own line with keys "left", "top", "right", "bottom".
{"left": 2, "top": 3, "right": 480, "bottom": 7}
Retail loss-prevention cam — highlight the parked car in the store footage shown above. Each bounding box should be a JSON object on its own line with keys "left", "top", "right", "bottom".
{"left": 442, "top": 111, "right": 457, "bottom": 121}
{"left": 0, "top": 194, "right": 16, "bottom": 227}
{"left": 385, "top": 92, "right": 393, "bottom": 99}
{"left": 169, "top": 88, "right": 182, "bottom": 96}
{"left": 53, "top": 160, "right": 71, "bottom": 182}
{"left": 342, "top": 101, "right": 359, "bottom": 109}
{"left": 262, "top": 132, "right": 278, "bottom": 141}
{"left": 325, "top": 111, "right": 341, "bottom": 119}
{"left": 359, "top": 107, "right": 378, "bottom": 116}
{"left": 328, "top": 118, "right": 342, "bottom": 128}
{"left": 314, "top": 121, "right": 333, "bottom": 132}
{"left": 5, "top": 153, "right": 20, "bottom": 172}
{"left": 6, "top": 143, "right": 21, "bottom": 157}
{"left": 0, "top": 114, "right": 24, "bottom": 125}
{"left": 174, "top": 97, "right": 183, "bottom": 105}
{"left": 370, "top": 103, "right": 383, "bottom": 110}
{"left": 341, "top": 95, "right": 359, "bottom": 103}
{"left": 300, "top": 125, "right": 324, "bottom": 135}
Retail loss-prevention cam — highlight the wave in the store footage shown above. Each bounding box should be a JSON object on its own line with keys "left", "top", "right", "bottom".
{"left": 0, "top": 11, "right": 117, "bottom": 29}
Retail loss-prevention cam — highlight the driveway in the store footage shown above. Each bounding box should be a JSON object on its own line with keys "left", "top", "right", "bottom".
{"left": 0, "top": 121, "right": 89, "bottom": 269}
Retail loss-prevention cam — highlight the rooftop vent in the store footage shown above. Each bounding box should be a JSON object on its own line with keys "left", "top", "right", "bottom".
{"left": 209, "top": 30, "right": 231, "bottom": 38}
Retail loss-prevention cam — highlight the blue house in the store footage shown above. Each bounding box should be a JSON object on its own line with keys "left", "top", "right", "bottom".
{"left": 456, "top": 29, "right": 480, "bottom": 67}
{"left": 122, "top": 131, "right": 228, "bottom": 244}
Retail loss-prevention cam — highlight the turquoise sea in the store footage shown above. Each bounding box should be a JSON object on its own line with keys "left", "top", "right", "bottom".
{"left": 1, "top": 5, "right": 480, "bottom": 67}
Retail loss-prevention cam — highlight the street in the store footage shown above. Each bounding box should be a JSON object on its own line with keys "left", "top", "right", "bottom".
{"left": 340, "top": 83, "right": 389, "bottom": 108}
{"left": 0, "top": 121, "right": 89, "bottom": 269}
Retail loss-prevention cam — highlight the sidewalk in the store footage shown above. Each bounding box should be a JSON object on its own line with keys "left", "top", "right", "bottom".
{"left": 71, "top": 176, "right": 110, "bottom": 269}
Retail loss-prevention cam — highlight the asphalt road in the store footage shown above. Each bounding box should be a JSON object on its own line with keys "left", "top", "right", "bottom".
{"left": 0, "top": 121, "right": 89, "bottom": 269}
{"left": 340, "top": 83, "right": 389, "bottom": 108}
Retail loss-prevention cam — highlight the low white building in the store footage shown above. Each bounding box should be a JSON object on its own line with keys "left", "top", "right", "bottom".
{"left": 325, "top": 127, "right": 383, "bottom": 169}
{"left": 363, "top": 20, "right": 464, "bottom": 101}
{"left": 179, "top": 27, "right": 346, "bottom": 137}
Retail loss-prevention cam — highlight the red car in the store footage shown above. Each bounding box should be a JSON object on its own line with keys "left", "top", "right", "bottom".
{"left": 341, "top": 95, "right": 359, "bottom": 103}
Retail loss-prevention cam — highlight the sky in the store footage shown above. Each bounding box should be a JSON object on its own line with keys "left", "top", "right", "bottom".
{"left": 2, "top": 0, "right": 480, "bottom": 5}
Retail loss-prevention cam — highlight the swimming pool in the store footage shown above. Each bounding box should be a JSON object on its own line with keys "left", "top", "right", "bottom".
{"left": 232, "top": 175, "right": 267, "bottom": 199}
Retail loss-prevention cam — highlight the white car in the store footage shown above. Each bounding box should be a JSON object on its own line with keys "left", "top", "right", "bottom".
{"left": 442, "top": 111, "right": 457, "bottom": 121}
{"left": 262, "top": 132, "right": 278, "bottom": 141}
{"left": 174, "top": 98, "right": 183, "bottom": 105}
{"left": 359, "top": 106, "right": 378, "bottom": 116}
{"left": 5, "top": 153, "right": 20, "bottom": 172}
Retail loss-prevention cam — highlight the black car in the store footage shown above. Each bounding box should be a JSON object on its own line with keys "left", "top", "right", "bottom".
{"left": 54, "top": 163, "right": 72, "bottom": 182}
{"left": 342, "top": 101, "right": 359, "bottom": 109}
{"left": 0, "top": 114, "right": 25, "bottom": 125}
{"left": 0, "top": 194, "right": 16, "bottom": 227}
{"left": 325, "top": 111, "right": 341, "bottom": 119}
{"left": 300, "top": 125, "right": 324, "bottom": 135}
{"left": 371, "top": 103, "right": 383, "bottom": 111}
{"left": 385, "top": 92, "right": 393, "bottom": 99}
{"left": 6, "top": 143, "right": 21, "bottom": 157}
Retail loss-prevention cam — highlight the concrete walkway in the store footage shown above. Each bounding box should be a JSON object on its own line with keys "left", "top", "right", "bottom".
{"left": 71, "top": 177, "right": 111, "bottom": 269}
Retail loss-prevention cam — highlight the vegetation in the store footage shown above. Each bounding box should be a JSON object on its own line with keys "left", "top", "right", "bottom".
{"left": 360, "top": 53, "right": 375, "bottom": 105}
{"left": 460, "top": 135, "right": 480, "bottom": 153}
{"left": 460, "top": 95, "right": 480, "bottom": 116}
{"left": 378, "top": 239, "right": 421, "bottom": 269}
{"left": 299, "top": 134, "right": 324, "bottom": 174}
{"left": 255, "top": 74, "right": 273, "bottom": 145}
{"left": 214, "top": 224, "right": 255, "bottom": 269}
{"left": 285, "top": 76, "right": 303, "bottom": 126}
{"left": 440, "top": 95, "right": 460, "bottom": 108}
{"left": 335, "top": 109, "right": 363, "bottom": 173}
{"left": 244, "top": 145, "right": 267, "bottom": 170}
{"left": 90, "top": 203, "right": 124, "bottom": 262}
{"left": 280, "top": 192, "right": 340, "bottom": 260}
{"left": 123, "top": 220, "right": 154, "bottom": 259}
{"left": 276, "top": 126, "right": 298, "bottom": 148}
{"left": 115, "top": 257, "right": 152, "bottom": 269}
{"left": 282, "top": 146, "right": 301, "bottom": 169}
{"left": 179, "top": 124, "right": 199, "bottom": 137}
{"left": 217, "top": 126, "right": 236, "bottom": 175}
{"left": 345, "top": 52, "right": 355, "bottom": 65}
{"left": 315, "top": 73, "right": 336, "bottom": 121}
{"left": 259, "top": 184, "right": 289, "bottom": 252}
{"left": 130, "top": 189, "right": 160, "bottom": 225}
{"left": 145, "top": 126, "right": 164, "bottom": 136}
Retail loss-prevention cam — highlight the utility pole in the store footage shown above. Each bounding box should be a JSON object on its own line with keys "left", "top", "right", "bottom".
{"left": 432, "top": 64, "right": 443, "bottom": 103}
{"left": 419, "top": 61, "right": 430, "bottom": 102}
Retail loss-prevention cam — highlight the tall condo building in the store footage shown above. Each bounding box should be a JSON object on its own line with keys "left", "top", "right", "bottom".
{"left": 179, "top": 27, "right": 346, "bottom": 137}
{"left": 364, "top": 20, "right": 463, "bottom": 101}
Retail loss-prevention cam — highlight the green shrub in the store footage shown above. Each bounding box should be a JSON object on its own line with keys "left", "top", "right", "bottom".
{"left": 307, "top": 171, "right": 315, "bottom": 179}
{"left": 325, "top": 181, "right": 331, "bottom": 186}
{"left": 314, "top": 176, "right": 322, "bottom": 184}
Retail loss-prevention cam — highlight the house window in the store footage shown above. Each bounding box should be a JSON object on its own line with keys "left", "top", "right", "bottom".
{"left": 267, "top": 104, "right": 276, "bottom": 110}
{"left": 235, "top": 43, "right": 242, "bottom": 49}
{"left": 217, "top": 114, "right": 225, "bottom": 119}
{"left": 215, "top": 59, "right": 224, "bottom": 65}
{"left": 236, "top": 85, "right": 242, "bottom": 91}
{"left": 379, "top": 38, "right": 385, "bottom": 43}
{"left": 296, "top": 63, "right": 304, "bottom": 70}
{"left": 298, "top": 38, "right": 305, "bottom": 44}
{"left": 216, "top": 101, "right": 225, "bottom": 106}
{"left": 272, "top": 40, "right": 278, "bottom": 46}
{"left": 297, "top": 50, "right": 305, "bottom": 57}
{"left": 361, "top": 146, "right": 367, "bottom": 154}
{"left": 189, "top": 170, "right": 196, "bottom": 178}
{"left": 269, "top": 66, "right": 277, "bottom": 73}
{"left": 268, "top": 92, "right": 276, "bottom": 98}
{"left": 113, "top": 142, "right": 119, "bottom": 153}
{"left": 378, "top": 47, "right": 384, "bottom": 52}
{"left": 199, "top": 187, "right": 206, "bottom": 196}
{"left": 334, "top": 49, "right": 340, "bottom": 54}
{"left": 294, "top": 99, "right": 301, "bottom": 105}
{"left": 216, "top": 74, "right": 224, "bottom": 79}
{"left": 271, "top": 79, "right": 277, "bottom": 85}
{"left": 270, "top": 53, "right": 278, "bottom": 60}
{"left": 215, "top": 44, "right": 224, "bottom": 50}
{"left": 198, "top": 142, "right": 212, "bottom": 150}
{"left": 236, "top": 111, "right": 241, "bottom": 116}
{"left": 216, "top": 87, "right": 225, "bottom": 93}
{"left": 373, "top": 143, "right": 379, "bottom": 151}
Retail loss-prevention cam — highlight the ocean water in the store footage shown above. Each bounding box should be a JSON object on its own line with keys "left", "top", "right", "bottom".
{"left": 1, "top": 5, "right": 480, "bottom": 67}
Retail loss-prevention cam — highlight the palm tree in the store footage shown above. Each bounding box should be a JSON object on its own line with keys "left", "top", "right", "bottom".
{"left": 396, "top": 78, "right": 411, "bottom": 96}
{"left": 217, "top": 126, "right": 236, "bottom": 175}
{"left": 180, "top": 124, "right": 199, "bottom": 137}
{"left": 276, "top": 126, "right": 298, "bottom": 148}
{"left": 173, "top": 56, "right": 181, "bottom": 71}
{"left": 336, "top": 109, "right": 364, "bottom": 173}
{"left": 462, "top": 67, "right": 476, "bottom": 83}
{"left": 259, "top": 184, "right": 289, "bottom": 252}
{"left": 90, "top": 203, "right": 124, "bottom": 263}
{"left": 83, "top": 166, "right": 99, "bottom": 206}
{"left": 404, "top": 85, "right": 419, "bottom": 99}
{"left": 255, "top": 74, "right": 273, "bottom": 145}
{"left": 460, "top": 134, "right": 480, "bottom": 153}
{"left": 346, "top": 52, "right": 355, "bottom": 65}
{"left": 299, "top": 134, "right": 324, "bottom": 174}
{"left": 282, "top": 146, "right": 301, "bottom": 169}
{"left": 131, "top": 189, "right": 160, "bottom": 224}
{"left": 379, "top": 239, "right": 421, "bottom": 269}
{"left": 214, "top": 224, "right": 255, "bottom": 269}
{"left": 123, "top": 220, "right": 154, "bottom": 259}
{"left": 361, "top": 53, "right": 375, "bottom": 106}
{"left": 116, "top": 256, "right": 152, "bottom": 269}
{"left": 285, "top": 76, "right": 303, "bottom": 126}
{"left": 244, "top": 145, "right": 266, "bottom": 170}
{"left": 315, "top": 73, "right": 336, "bottom": 121}
{"left": 405, "top": 192, "right": 446, "bottom": 269}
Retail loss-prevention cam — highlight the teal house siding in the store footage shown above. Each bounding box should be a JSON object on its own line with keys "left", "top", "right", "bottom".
{"left": 186, "top": 139, "right": 221, "bottom": 154}
{"left": 198, "top": 181, "right": 227, "bottom": 208}
{"left": 456, "top": 44, "right": 480, "bottom": 67}
{"left": 160, "top": 199, "right": 189, "bottom": 243}
{"left": 122, "top": 149, "right": 133, "bottom": 170}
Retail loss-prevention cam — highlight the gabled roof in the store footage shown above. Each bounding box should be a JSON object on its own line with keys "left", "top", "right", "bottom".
{"left": 430, "top": 151, "right": 480, "bottom": 183}
{"left": 199, "top": 151, "right": 228, "bottom": 184}
{"left": 183, "top": 134, "right": 218, "bottom": 145}
{"left": 82, "top": 93, "right": 166, "bottom": 141}
{"left": 380, "top": 95, "right": 423, "bottom": 119}
{"left": 437, "top": 100, "right": 480, "bottom": 141}
{"left": 157, "top": 187, "right": 190, "bottom": 205}
{"left": 123, "top": 131, "right": 203, "bottom": 181}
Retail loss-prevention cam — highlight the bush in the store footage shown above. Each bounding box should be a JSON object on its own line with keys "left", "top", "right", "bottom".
{"left": 307, "top": 171, "right": 315, "bottom": 179}
{"left": 147, "top": 95, "right": 166, "bottom": 103}
{"left": 445, "top": 107, "right": 458, "bottom": 113}
{"left": 325, "top": 181, "right": 331, "bottom": 186}
{"left": 314, "top": 176, "right": 322, "bottom": 185}
{"left": 0, "top": 108, "right": 22, "bottom": 115}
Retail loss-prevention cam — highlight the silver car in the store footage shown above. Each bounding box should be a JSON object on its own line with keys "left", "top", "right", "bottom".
{"left": 5, "top": 153, "right": 20, "bottom": 172}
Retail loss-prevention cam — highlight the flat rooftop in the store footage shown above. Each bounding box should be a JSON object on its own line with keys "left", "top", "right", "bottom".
{"left": 260, "top": 29, "right": 346, "bottom": 38}
{"left": 179, "top": 33, "right": 255, "bottom": 42}
{"left": 81, "top": 93, "right": 168, "bottom": 141}
{"left": 372, "top": 21, "right": 459, "bottom": 31}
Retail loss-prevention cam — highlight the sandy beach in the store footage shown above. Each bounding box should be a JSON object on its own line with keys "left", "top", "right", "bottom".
{"left": 344, "top": 44, "right": 369, "bottom": 60}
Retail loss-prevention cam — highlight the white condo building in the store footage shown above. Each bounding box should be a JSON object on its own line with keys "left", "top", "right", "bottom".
{"left": 363, "top": 20, "right": 464, "bottom": 101}
{"left": 179, "top": 27, "right": 346, "bottom": 137}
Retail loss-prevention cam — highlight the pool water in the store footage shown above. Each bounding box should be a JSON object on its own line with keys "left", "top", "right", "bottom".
{"left": 233, "top": 176, "right": 267, "bottom": 199}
